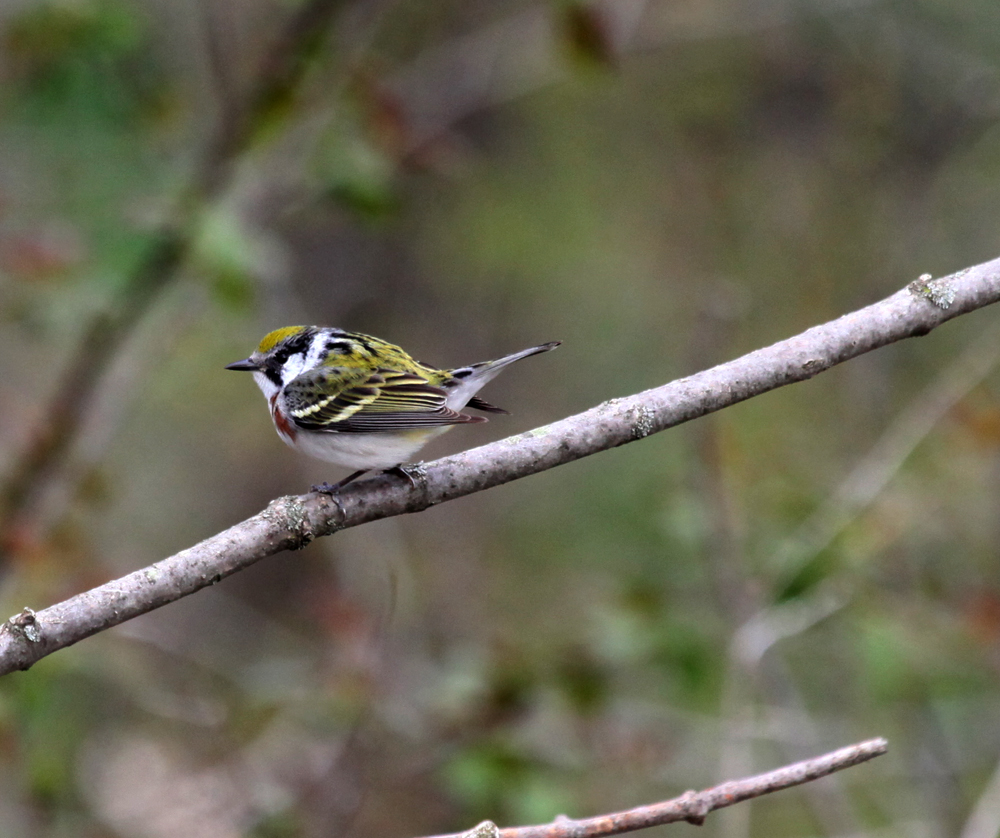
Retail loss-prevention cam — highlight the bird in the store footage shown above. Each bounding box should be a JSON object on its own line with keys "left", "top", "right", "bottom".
{"left": 226, "top": 326, "right": 560, "bottom": 492}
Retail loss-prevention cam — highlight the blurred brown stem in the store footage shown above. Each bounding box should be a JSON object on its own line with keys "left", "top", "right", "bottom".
{"left": 0, "top": 0, "right": 348, "bottom": 554}
{"left": 0, "top": 232, "right": 184, "bottom": 544}
{"left": 427, "top": 738, "right": 887, "bottom": 838}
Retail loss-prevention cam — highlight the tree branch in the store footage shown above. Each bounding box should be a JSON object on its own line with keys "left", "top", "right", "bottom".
{"left": 426, "top": 738, "right": 888, "bottom": 838}
{"left": 1, "top": 261, "right": 999, "bottom": 675}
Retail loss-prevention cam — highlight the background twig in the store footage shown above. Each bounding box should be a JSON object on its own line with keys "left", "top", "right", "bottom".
{"left": 426, "top": 738, "right": 888, "bottom": 838}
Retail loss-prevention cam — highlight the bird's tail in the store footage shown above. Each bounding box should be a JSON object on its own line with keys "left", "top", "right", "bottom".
{"left": 446, "top": 341, "right": 561, "bottom": 413}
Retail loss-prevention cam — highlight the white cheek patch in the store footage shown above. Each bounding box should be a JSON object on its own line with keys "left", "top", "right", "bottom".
{"left": 280, "top": 351, "right": 311, "bottom": 384}
{"left": 277, "top": 336, "right": 326, "bottom": 385}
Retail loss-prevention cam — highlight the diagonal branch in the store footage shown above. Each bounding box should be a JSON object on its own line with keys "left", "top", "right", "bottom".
{"left": 425, "top": 737, "right": 887, "bottom": 838}
{"left": 1, "top": 261, "right": 999, "bottom": 675}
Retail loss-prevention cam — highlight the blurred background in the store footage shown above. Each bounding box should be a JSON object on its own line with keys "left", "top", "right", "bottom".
{"left": 1, "top": 0, "right": 1000, "bottom": 836}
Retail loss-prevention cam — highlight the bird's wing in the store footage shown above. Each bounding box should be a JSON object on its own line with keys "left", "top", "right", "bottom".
{"left": 465, "top": 395, "right": 510, "bottom": 414}
{"left": 281, "top": 366, "right": 485, "bottom": 433}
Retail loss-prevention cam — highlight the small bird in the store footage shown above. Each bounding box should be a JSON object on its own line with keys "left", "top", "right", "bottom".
{"left": 226, "top": 326, "right": 560, "bottom": 492}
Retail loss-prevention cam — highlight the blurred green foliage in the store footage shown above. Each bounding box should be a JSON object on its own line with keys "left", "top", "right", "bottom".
{"left": 1, "top": 0, "right": 1000, "bottom": 836}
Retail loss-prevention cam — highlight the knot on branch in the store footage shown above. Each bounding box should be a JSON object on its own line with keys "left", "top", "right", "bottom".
{"left": 2, "top": 607, "right": 41, "bottom": 644}
{"left": 676, "top": 789, "right": 710, "bottom": 826}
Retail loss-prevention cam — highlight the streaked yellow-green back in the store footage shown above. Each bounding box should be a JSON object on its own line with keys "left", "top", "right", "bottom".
{"left": 316, "top": 332, "right": 445, "bottom": 381}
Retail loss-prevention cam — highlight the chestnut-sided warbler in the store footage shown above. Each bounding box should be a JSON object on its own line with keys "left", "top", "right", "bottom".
{"left": 226, "top": 326, "right": 560, "bottom": 491}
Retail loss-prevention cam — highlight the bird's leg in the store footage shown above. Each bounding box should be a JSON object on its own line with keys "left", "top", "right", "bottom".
{"left": 311, "top": 470, "right": 368, "bottom": 495}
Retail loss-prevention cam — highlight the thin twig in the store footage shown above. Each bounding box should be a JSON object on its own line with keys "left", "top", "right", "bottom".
{"left": 770, "top": 316, "right": 1000, "bottom": 586}
{"left": 422, "top": 738, "right": 888, "bottom": 838}
{"left": 708, "top": 314, "right": 1000, "bottom": 836}
{"left": 0, "top": 262, "right": 998, "bottom": 674}
{"left": 716, "top": 318, "right": 1000, "bottom": 837}
{"left": 960, "top": 751, "right": 1000, "bottom": 838}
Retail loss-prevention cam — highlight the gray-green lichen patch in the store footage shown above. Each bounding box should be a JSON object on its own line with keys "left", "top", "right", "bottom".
{"left": 512, "top": 424, "right": 555, "bottom": 442}
{"left": 462, "top": 822, "right": 499, "bottom": 838}
{"left": 631, "top": 404, "right": 655, "bottom": 439}
{"left": 268, "top": 495, "right": 314, "bottom": 548}
{"left": 908, "top": 273, "right": 956, "bottom": 309}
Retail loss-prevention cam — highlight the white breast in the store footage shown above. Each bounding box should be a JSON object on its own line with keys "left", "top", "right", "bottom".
{"left": 285, "top": 425, "right": 447, "bottom": 471}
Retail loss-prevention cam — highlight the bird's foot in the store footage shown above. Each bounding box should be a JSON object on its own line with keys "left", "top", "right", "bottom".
{"left": 311, "top": 470, "right": 368, "bottom": 495}
{"left": 387, "top": 462, "right": 426, "bottom": 488}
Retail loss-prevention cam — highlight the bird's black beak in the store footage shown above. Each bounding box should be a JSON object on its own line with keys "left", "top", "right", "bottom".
{"left": 225, "top": 358, "right": 259, "bottom": 371}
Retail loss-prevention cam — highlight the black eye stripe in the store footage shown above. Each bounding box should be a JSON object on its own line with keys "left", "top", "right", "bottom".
{"left": 267, "top": 329, "right": 315, "bottom": 370}
{"left": 326, "top": 340, "right": 354, "bottom": 355}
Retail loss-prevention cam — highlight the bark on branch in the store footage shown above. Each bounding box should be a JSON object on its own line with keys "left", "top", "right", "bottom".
{"left": 427, "top": 737, "right": 888, "bottom": 838}
{"left": 1, "top": 261, "right": 999, "bottom": 674}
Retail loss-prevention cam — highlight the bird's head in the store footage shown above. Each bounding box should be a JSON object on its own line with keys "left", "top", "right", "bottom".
{"left": 226, "top": 325, "right": 320, "bottom": 398}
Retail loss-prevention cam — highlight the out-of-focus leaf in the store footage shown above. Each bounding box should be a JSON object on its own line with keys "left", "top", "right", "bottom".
{"left": 5, "top": 0, "right": 153, "bottom": 120}
{"left": 249, "top": 810, "right": 301, "bottom": 838}
{"left": 442, "top": 741, "right": 571, "bottom": 824}
{"left": 861, "top": 619, "right": 920, "bottom": 703}
{"left": 313, "top": 118, "right": 401, "bottom": 221}
{"left": 191, "top": 205, "right": 270, "bottom": 311}
{"left": 6, "top": 0, "right": 142, "bottom": 66}
{"left": 326, "top": 178, "right": 401, "bottom": 221}
{"left": 7, "top": 660, "right": 105, "bottom": 809}
{"left": 560, "top": 2, "right": 617, "bottom": 69}
{"left": 442, "top": 742, "right": 532, "bottom": 815}
{"left": 553, "top": 644, "right": 609, "bottom": 715}
{"left": 649, "top": 616, "right": 720, "bottom": 702}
